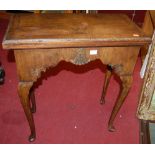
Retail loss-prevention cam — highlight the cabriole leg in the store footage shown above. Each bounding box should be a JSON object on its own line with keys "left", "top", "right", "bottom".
{"left": 18, "top": 82, "right": 36, "bottom": 142}
{"left": 100, "top": 65, "right": 113, "bottom": 104}
{"left": 108, "top": 75, "right": 133, "bottom": 132}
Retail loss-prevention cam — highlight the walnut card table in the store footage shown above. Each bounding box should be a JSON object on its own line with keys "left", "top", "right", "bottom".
{"left": 2, "top": 13, "right": 151, "bottom": 142}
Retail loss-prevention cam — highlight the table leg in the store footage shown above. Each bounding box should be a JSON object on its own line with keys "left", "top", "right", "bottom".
{"left": 100, "top": 65, "right": 113, "bottom": 104}
{"left": 30, "top": 88, "right": 36, "bottom": 113}
{"left": 108, "top": 75, "right": 133, "bottom": 132}
{"left": 18, "top": 82, "right": 36, "bottom": 142}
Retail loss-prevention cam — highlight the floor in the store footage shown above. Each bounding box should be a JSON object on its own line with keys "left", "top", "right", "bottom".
{"left": 0, "top": 18, "right": 142, "bottom": 144}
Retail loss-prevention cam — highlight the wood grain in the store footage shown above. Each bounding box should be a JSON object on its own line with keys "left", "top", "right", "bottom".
{"left": 3, "top": 13, "right": 151, "bottom": 49}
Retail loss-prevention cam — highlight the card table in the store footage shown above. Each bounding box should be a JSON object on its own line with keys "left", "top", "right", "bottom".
{"left": 2, "top": 13, "right": 151, "bottom": 142}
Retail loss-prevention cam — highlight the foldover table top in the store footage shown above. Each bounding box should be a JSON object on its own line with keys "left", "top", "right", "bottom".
{"left": 3, "top": 13, "right": 151, "bottom": 49}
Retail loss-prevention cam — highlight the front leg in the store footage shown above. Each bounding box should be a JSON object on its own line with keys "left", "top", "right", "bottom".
{"left": 108, "top": 65, "right": 133, "bottom": 131}
{"left": 18, "top": 82, "right": 36, "bottom": 142}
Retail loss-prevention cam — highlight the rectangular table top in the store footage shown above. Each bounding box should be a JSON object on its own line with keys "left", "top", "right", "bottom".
{"left": 2, "top": 13, "right": 151, "bottom": 49}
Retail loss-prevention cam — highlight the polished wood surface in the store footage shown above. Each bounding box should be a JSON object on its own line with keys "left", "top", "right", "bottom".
{"left": 142, "top": 11, "right": 154, "bottom": 37}
{"left": 150, "top": 10, "right": 155, "bottom": 27}
{"left": 2, "top": 13, "right": 151, "bottom": 142}
{"left": 3, "top": 14, "right": 150, "bottom": 49}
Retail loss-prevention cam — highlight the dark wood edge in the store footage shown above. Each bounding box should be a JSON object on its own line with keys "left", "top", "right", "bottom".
{"left": 140, "top": 119, "right": 151, "bottom": 144}
{"left": 2, "top": 38, "right": 151, "bottom": 50}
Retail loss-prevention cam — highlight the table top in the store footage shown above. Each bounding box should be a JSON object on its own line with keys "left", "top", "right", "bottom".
{"left": 150, "top": 10, "right": 155, "bottom": 28}
{"left": 2, "top": 13, "right": 151, "bottom": 49}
